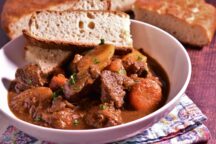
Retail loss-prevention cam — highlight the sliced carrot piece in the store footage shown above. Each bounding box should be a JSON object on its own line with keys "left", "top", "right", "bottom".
{"left": 49, "top": 74, "right": 67, "bottom": 90}
{"left": 129, "top": 78, "right": 162, "bottom": 114}
{"left": 107, "top": 59, "right": 124, "bottom": 73}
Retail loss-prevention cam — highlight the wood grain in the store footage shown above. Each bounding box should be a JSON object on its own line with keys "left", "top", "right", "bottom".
{"left": 0, "top": 0, "right": 215, "bottom": 143}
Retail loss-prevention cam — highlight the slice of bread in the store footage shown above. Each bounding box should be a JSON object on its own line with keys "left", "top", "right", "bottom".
{"left": 25, "top": 45, "right": 72, "bottom": 74}
{"left": 23, "top": 10, "right": 133, "bottom": 51}
{"left": 134, "top": 0, "right": 216, "bottom": 46}
{"left": 111, "top": 0, "right": 136, "bottom": 12}
{"left": 1, "top": 0, "right": 111, "bottom": 39}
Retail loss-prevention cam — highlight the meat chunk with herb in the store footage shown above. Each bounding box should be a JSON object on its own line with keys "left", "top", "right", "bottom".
{"left": 48, "top": 96, "right": 75, "bottom": 112}
{"left": 41, "top": 108, "right": 78, "bottom": 129}
{"left": 35, "top": 96, "right": 79, "bottom": 129}
{"left": 124, "top": 61, "right": 149, "bottom": 76}
{"left": 85, "top": 103, "right": 122, "bottom": 128}
{"left": 63, "top": 44, "right": 115, "bottom": 102}
{"left": 63, "top": 70, "right": 96, "bottom": 102}
{"left": 14, "top": 64, "right": 47, "bottom": 93}
{"left": 122, "top": 49, "right": 150, "bottom": 77}
{"left": 101, "top": 70, "right": 134, "bottom": 108}
{"left": 41, "top": 95, "right": 82, "bottom": 129}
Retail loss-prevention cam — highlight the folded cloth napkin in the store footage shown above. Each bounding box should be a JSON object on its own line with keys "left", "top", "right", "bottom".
{"left": 0, "top": 94, "right": 210, "bottom": 144}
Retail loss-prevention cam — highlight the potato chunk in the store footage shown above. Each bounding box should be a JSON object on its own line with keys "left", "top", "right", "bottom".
{"left": 77, "top": 44, "right": 115, "bottom": 72}
{"left": 10, "top": 87, "right": 52, "bottom": 116}
{"left": 122, "top": 49, "right": 147, "bottom": 63}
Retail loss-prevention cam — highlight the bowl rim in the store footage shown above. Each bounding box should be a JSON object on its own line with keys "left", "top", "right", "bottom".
{"left": 0, "top": 19, "right": 192, "bottom": 133}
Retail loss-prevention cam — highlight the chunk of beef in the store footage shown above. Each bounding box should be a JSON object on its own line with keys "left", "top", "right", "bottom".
{"left": 36, "top": 96, "right": 79, "bottom": 129}
{"left": 41, "top": 108, "right": 79, "bottom": 129}
{"left": 64, "top": 65, "right": 101, "bottom": 102}
{"left": 48, "top": 96, "right": 75, "bottom": 112}
{"left": 14, "top": 64, "right": 47, "bottom": 93}
{"left": 64, "top": 44, "right": 114, "bottom": 102}
{"left": 123, "top": 60, "right": 149, "bottom": 77}
{"left": 64, "top": 71, "right": 92, "bottom": 101}
{"left": 10, "top": 87, "right": 52, "bottom": 118}
{"left": 85, "top": 103, "right": 122, "bottom": 128}
{"left": 122, "top": 49, "right": 150, "bottom": 77}
{"left": 101, "top": 70, "right": 134, "bottom": 108}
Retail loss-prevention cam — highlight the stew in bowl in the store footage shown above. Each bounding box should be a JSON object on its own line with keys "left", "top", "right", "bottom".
{"left": 8, "top": 44, "right": 169, "bottom": 129}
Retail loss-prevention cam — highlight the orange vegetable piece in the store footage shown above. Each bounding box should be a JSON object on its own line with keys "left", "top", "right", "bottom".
{"left": 49, "top": 74, "right": 67, "bottom": 90}
{"left": 107, "top": 59, "right": 124, "bottom": 73}
{"left": 129, "top": 78, "right": 162, "bottom": 114}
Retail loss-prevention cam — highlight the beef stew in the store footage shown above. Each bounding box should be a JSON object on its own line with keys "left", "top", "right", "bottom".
{"left": 8, "top": 44, "right": 169, "bottom": 129}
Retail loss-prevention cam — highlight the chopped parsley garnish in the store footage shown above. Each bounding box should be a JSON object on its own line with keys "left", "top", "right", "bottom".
{"left": 137, "top": 55, "right": 143, "bottom": 61}
{"left": 99, "top": 104, "right": 107, "bottom": 110}
{"left": 69, "top": 73, "right": 77, "bottom": 85}
{"left": 51, "top": 91, "right": 59, "bottom": 100}
{"left": 73, "top": 119, "right": 79, "bottom": 126}
{"left": 34, "top": 116, "right": 43, "bottom": 122}
{"left": 99, "top": 39, "right": 105, "bottom": 45}
{"left": 51, "top": 88, "right": 63, "bottom": 101}
{"left": 93, "top": 57, "right": 100, "bottom": 64}
{"left": 118, "top": 69, "right": 127, "bottom": 75}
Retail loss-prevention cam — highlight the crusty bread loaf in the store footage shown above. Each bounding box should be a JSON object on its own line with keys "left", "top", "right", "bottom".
{"left": 134, "top": 0, "right": 216, "bottom": 46}
{"left": 23, "top": 10, "right": 133, "bottom": 50}
{"left": 25, "top": 45, "right": 72, "bottom": 74}
{"left": 111, "top": 0, "right": 136, "bottom": 11}
{"left": 1, "top": 0, "right": 111, "bottom": 39}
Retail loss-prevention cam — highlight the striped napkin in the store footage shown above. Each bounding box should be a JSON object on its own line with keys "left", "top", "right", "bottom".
{"left": 0, "top": 94, "right": 210, "bottom": 144}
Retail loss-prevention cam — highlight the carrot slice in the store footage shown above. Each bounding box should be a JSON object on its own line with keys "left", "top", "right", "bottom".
{"left": 49, "top": 74, "right": 67, "bottom": 90}
{"left": 129, "top": 78, "right": 162, "bottom": 114}
{"left": 107, "top": 59, "right": 125, "bottom": 73}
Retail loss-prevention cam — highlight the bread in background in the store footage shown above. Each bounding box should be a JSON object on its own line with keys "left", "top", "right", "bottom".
{"left": 1, "top": 0, "right": 111, "bottom": 39}
{"left": 134, "top": 0, "right": 216, "bottom": 46}
{"left": 111, "top": 0, "right": 136, "bottom": 12}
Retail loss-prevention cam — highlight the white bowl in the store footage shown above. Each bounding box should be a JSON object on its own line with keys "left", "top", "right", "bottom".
{"left": 0, "top": 20, "right": 191, "bottom": 144}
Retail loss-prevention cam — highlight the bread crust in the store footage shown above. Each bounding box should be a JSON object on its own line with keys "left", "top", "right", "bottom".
{"left": 1, "top": 0, "right": 111, "bottom": 39}
{"left": 23, "top": 29, "right": 132, "bottom": 52}
{"left": 135, "top": 0, "right": 216, "bottom": 46}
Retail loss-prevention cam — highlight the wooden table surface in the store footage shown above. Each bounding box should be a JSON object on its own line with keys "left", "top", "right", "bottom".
{"left": 0, "top": 0, "right": 215, "bottom": 143}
